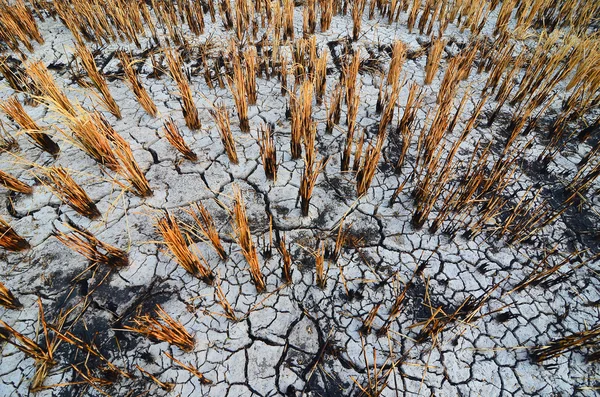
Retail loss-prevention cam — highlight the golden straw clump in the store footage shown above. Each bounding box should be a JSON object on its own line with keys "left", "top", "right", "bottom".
{"left": 290, "top": 80, "right": 314, "bottom": 159}
{"left": 351, "top": 0, "right": 367, "bottom": 41}
{"left": 75, "top": 43, "right": 121, "bottom": 119}
{"left": 0, "top": 96, "right": 60, "bottom": 155}
{"left": 300, "top": 152, "right": 327, "bottom": 217}
{"left": 424, "top": 37, "right": 446, "bottom": 85}
{"left": 210, "top": 103, "right": 238, "bottom": 164}
{"left": 156, "top": 211, "right": 214, "bottom": 284}
{"left": 0, "top": 0, "right": 44, "bottom": 53}
{"left": 356, "top": 133, "right": 385, "bottom": 197}
{"left": 162, "top": 118, "right": 197, "bottom": 161}
{"left": 214, "top": 277, "right": 238, "bottom": 321}
{"left": 54, "top": 224, "right": 128, "bottom": 267}
{"left": 283, "top": 0, "right": 294, "bottom": 40}
{"left": 315, "top": 243, "right": 327, "bottom": 288}
{"left": 258, "top": 123, "right": 277, "bottom": 181}
{"left": 231, "top": 185, "right": 265, "bottom": 292}
{"left": 0, "top": 216, "right": 29, "bottom": 251}
{"left": 278, "top": 234, "right": 293, "bottom": 284}
{"left": 0, "top": 302, "right": 57, "bottom": 392}
{"left": 185, "top": 201, "right": 227, "bottom": 260}
{"left": 125, "top": 305, "right": 195, "bottom": 352}
{"left": 62, "top": 110, "right": 120, "bottom": 171}
{"left": 0, "top": 281, "right": 22, "bottom": 310}
{"left": 314, "top": 50, "right": 328, "bottom": 105}
{"left": 165, "top": 48, "right": 201, "bottom": 130}
{"left": 24, "top": 60, "right": 76, "bottom": 117}
{"left": 0, "top": 170, "right": 32, "bottom": 194}
{"left": 244, "top": 46, "right": 258, "bottom": 105}
{"left": 118, "top": 51, "right": 157, "bottom": 117}
{"left": 40, "top": 166, "right": 100, "bottom": 219}
{"left": 228, "top": 44, "right": 250, "bottom": 133}
{"left": 387, "top": 40, "right": 406, "bottom": 85}
{"left": 319, "top": 0, "right": 333, "bottom": 32}
{"left": 111, "top": 133, "right": 153, "bottom": 197}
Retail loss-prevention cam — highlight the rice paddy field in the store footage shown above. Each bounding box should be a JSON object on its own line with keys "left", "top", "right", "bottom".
{"left": 0, "top": 0, "right": 599, "bottom": 396}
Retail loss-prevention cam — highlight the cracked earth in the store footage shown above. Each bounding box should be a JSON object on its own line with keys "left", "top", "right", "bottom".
{"left": 1, "top": 2, "right": 600, "bottom": 397}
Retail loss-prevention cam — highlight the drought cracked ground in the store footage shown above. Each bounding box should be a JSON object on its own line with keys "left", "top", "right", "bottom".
{"left": 1, "top": 1, "right": 600, "bottom": 396}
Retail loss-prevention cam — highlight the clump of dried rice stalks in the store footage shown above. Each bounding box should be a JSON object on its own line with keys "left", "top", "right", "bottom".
{"left": 0, "top": 216, "right": 30, "bottom": 251}
{"left": 0, "top": 97, "right": 60, "bottom": 155}
{"left": 61, "top": 110, "right": 120, "bottom": 171}
{"left": 283, "top": 0, "right": 294, "bottom": 40}
{"left": 343, "top": 50, "right": 361, "bottom": 149}
{"left": 210, "top": 103, "right": 238, "bottom": 164}
{"left": 290, "top": 81, "right": 314, "bottom": 159}
{"left": 228, "top": 45, "right": 250, "bottom": 133}
{"left": 111, "top": 133, "right": 152, "bottom": 197}
{"left": 0, "top": 58, "right": 28, "bottom": 92}
{"left": 319, "top": 0, "right": 333, "bottom": 31}
{"left": 118, "top": 51, "right": 157, "bottom": 117}
{"left": 125, "top": 305, "right": 195, "bottom": 352}
{"left": 327, "top": 217, "right": 349, "bottom": 263}
{"left": 258, "top": 123, "right": 277, "bottom": 181}
{"left": 185, "top": 202, "right": 227, "bottom": 260}
{"left": 278, "top": 234, "right": 293, "bottom": 284}
{"left": 24, "top": 60, "right": 76, "bottom": 117}
{"left": 387, "top": 40, "right": 406, "bottom": 85}
{"left": 40, "top": 167, "right": 100, "bottom": 219}
{"left": 356, "top": 133, "right": 385, "bottom": 197}
{"left": 424, "top": 37, "right": 445, "bottom": 85}
{"left": 0, "top": 170, "right": 32, "bottom": 194}
{"left": 231, "top": 186, "right": 265, "bottom": 292}
{"left": 54, "top": 223, "right": 128, "bottom": 267}
{"left": 314, "top": 51, "right": 328, "bottom": 105}
{"left": 530, "top": 325, "right": 600, "bottom": 363}
{"left": 396, "top": 83, "right": 423, "bottom": 169}
{"left": 0, "top": 301, "right": 59, "bottom": 391}
{"left": 325, "top": 83, "right": 342, "bottom": 134}
{"left": 75, "top": 43, "right": 121, "bottom": 119}
{"left": 300, "top": 155, "right": 327, "bottom": 216}
{"left": 0, "top": 0, "right": 44, "bottom": 53}
{"left": 233, "top": 0, "right": 250, "bottom": 40}
{"left": 214, "top": 277, "right": 238, "bottom": 321}
{"left": 162, "top": 118, "right": 197, "bottom": 161}
{"left": 303, "top": 0, "right": 316, "bottom": 35}
{"left": 244, "top": 46, "right": 258, "bottom": 105}
{"left": 0, "top": 281, "right": 22, "bottom": 309}
{"left": 0, "top": 120, "right": 17, "bottom": 151}
{"left": 220, "top": 0, "right": 234, "bottom": 30}
{"left": 378, "top": 79, "right": 400, "bottom": 135}
{"left": 352, "top": 0, "right": 367, "bottom": 41}
{"left": 156, "top": 211, "right": 214, "bottom": 284}
{"left": 165, "top": 48, "right": 200, "bottom": 130}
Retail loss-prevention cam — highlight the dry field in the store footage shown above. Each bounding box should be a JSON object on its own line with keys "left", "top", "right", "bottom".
{"left": 0, "top": 0, "right": 600, "bottom": 396}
